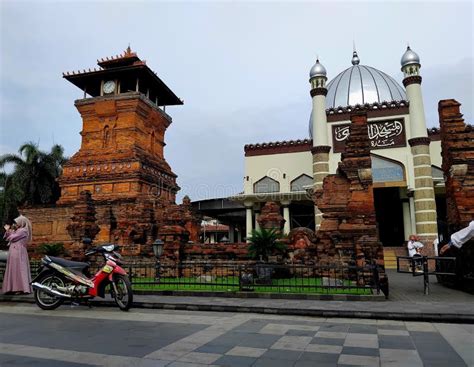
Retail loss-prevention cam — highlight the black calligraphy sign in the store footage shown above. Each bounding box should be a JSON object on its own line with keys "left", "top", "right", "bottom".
{"left": 332, "top": 119, "right": 406, "bottom": 153}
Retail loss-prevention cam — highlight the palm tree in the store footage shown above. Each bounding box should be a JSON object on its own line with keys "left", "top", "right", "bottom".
{"left": 0, "top": 142, "right": 67, "bottom": 208}
{"left": 0, "top": 172, "right": 21, "bottom": 224}
{"left": 247, "top": 228, "right": 286, "bottom": 262}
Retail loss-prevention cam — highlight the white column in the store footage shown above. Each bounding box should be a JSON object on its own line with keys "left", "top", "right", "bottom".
{"left": 406, "top": 83, "right": 428, "bottom": 139}
{"left": 228, "top": 223, "right": 235, "bottom": 242}
{"left": 409, "top": 195, "right": 416, "bottom": 236}
{"left": 283, "top": 206, "right": 290, "bottom": 234}
{"left": 255, "top": 212, "right": 261, "bottom": 231}
{"left": 245, "top": 206, "right": 253, "bottom": 242}
{"left": 402, "top": 201, "right": 412, "bottom": 241}
{"left": 311, "top": 94, "right": 329, "bottom": 146}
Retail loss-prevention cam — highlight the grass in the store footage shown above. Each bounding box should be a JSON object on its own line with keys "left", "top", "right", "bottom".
{"left": 130, "top": 276, "right": 373, "bottom": 295}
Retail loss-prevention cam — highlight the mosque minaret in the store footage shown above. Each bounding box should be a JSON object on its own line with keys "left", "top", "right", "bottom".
{"left": 401, "top": 46, "right": 438, "bottom": 242}
{"left": 309, "top": 57, "right": 330, "bottom": 230}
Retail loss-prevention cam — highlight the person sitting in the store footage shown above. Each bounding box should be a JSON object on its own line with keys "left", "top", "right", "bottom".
{"left": 440, "top": 220, "right": 474, "bottom": 255}
{"left": 407, "top": 234, "right": 424, "bottom": 272}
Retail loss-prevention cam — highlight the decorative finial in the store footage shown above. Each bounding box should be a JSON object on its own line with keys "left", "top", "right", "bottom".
{"left": 351, "top": 46, "right": 360, "bottom": 66}
{"left": 126, "top": 44, "right": 132, "bottom": 55}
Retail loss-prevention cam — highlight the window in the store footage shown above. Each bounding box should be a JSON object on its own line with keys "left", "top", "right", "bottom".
{"left": 253, "top": 176, "right": 280, "bottom": 193}
{"left": 291, "top": 174, "right": 313, "bottom": 191}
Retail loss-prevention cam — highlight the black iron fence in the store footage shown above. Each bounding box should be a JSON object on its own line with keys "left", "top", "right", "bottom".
{"left": 396, "top": 255, "right": 457, "bottom": 295}
{"left": 0, "top": 260, "right": 382, "bottom": 295}
{"left": 120, "top": 261, "right": 381, "bottom": 295}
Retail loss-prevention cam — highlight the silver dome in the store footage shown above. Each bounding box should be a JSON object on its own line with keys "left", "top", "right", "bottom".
{"left": 400, "top": 46, "right": 420, "bottom": 69}
{"left": 309, "top": 59, "right": 327, "bottom": 79}
{"left": 325, "top": 64, "right": 406, "bottom": 109}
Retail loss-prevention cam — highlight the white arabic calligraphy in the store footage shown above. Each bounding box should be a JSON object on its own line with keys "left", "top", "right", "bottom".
{"left": 334, "top": 120, "right": 404, "bottom": 148}
{"left": 334, "top": 125, "right": 350, "bottom": 142}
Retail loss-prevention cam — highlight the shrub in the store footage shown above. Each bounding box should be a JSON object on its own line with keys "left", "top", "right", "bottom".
{"left": 38, "top": 243, "right": 65, "bottom": 256}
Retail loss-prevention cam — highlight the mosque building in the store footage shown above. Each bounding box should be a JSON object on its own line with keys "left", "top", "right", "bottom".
{"left": 232, "top": 46, "right": 444, "bottom": 252}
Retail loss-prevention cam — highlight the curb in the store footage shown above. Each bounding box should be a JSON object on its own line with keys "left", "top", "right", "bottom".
{"left": 1, "top": 295, "right": 473, "bottom": 324}
{"left": 133, "top": 290, "right": 386, "bottom": 302}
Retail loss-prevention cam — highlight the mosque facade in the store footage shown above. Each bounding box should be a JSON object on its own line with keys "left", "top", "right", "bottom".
{"left": 234, "top": 47, "right": 443, "bottom": 254}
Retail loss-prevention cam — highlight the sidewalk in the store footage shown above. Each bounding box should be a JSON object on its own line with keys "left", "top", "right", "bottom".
{"left": 1, "top": 270, "right": 473, "bottom": 323}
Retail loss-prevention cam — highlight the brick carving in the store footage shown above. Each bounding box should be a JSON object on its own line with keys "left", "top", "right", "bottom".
{"left": 257, "top": 202, "right": 285, "bottom": 230}
{"left": 66, "top": 191, "right": 100, "bottom": 260}
{"left": 439, "top": 99, "right": 474, "bottom": 230}
{"left": 313, "top": 112, "right": 386, "bottom": 284}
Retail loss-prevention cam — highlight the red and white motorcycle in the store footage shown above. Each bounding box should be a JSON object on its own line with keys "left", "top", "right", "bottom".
{"left": 31, "top": 244, "right": 133, "bottom": 311}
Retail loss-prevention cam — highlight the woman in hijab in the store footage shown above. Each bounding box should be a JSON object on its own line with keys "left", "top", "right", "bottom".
{"left": 2, "top": 215, "right": 33, "bottom": 294}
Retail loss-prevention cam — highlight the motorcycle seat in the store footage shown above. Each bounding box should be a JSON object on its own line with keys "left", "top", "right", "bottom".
{"left": 48, "top": 256, "right": 90, "bottom": 270}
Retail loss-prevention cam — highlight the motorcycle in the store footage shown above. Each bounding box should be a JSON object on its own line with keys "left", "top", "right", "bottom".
{"left": 31, "top": 243, "right": 133, "bottom": 311}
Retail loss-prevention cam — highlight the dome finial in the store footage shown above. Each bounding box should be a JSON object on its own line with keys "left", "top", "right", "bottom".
{"left": 401, "top": 44, "right": 420, "bottom": 68}
{"left": 309, "top": 56, "right": 327, "bottom": 79}
{"left": 351, "top": 43, "right": 360, "bottom": 65}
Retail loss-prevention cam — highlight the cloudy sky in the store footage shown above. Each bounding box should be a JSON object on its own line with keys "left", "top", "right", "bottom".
{"left": 1, "top": 1, "right": 472, "bottom": 202}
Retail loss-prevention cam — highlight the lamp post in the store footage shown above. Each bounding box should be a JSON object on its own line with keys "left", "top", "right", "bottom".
{"left": 152, "top": 239, "right": 164, "bottom": 282}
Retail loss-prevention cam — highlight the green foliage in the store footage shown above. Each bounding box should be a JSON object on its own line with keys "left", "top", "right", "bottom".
{"left": 38, "top": 243, "right": 65, "bottom": 256}
{"left": 0, "top": 142, "right": 68, "bottom": 224}
{"left": 247, "top": 228, "right": 286, "bottom": 262}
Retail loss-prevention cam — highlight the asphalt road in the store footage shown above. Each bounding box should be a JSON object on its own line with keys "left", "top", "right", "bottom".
{"left": 0, "top": 303, "right": 472, "bottom": 367}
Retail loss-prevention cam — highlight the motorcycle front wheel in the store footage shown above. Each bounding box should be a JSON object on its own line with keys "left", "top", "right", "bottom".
{"left": 33, "top": 273, "right": 65, "bottom": 310}
{"left": 111, "top": 274, "right": 133, "bottom": 311}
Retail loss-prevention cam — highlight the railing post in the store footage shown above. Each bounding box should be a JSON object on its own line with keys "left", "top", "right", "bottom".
{"left": 423, "top": 256, "right": 430, "bottom": 295}
{"left": 238, "top": 265, "right": 242, "bottom": 291}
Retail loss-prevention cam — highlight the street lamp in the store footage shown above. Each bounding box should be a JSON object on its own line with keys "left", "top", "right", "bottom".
{"left": 152, "top": 239, "right": 164, "bottom": 282}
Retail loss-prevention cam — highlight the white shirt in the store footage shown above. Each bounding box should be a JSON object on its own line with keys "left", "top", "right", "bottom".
{"left": 407, "top": 240, "right": 424, "bottom": 257}
{"left": 450, "top": 220, "right": 474, "bottom": 249}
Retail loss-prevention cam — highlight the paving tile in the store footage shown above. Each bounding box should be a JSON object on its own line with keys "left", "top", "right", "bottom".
{"left": 285, "top": 329, "right": 316, "bottom": 337}
{"left": 315, "top": 331, "right": 347, "bottom": 339}
{"left": 379, "top": 348, "right": 423, "bottom": 367}
{"left": 378, "top": 335, "right": 415, "bottom": 350}
{"left": 344, "top": 334, "right": 378, "bottom": 349}
{"left": 213, "top": 355, "right": 256, "bottom": 367}
{"left": 305, "top": 344, "right": 342, "bottom": 354}
{"left": 377, "top": 329, "right": 410, "bottom": 336}
{"left": 319, "top": 324, "right": 350, "bottom": 333}
{"left": 178, "top": 352, "right": 221, "bottom": 364}
{"left": 310, "top": 337, "right": 345, "bottom": 346}
{"left": 209, "top": 332, "right": 279, "bottom": 349}
{"left": 271, "top": 336, "right": 312, "bottom": 351}
{"left": 341, "top": 346, "right": 379, "bottom": 356}
{"left": 299, "top": 351, "right": 340, "bottom": 363}
{"left": 252, "top": 357, "right": 296, "bottom": 367}
{"left": 338, "top": 354, "right": 380, "bottom": 366}
{"left": 405, "top": 322, "right": 437, "bottom": 332}
{"left": 410, "top": 332, "right": 468, "bottom": 367}
{"left": 260, "top": 349, "right": 302, "bottom": 361}
{"left": 195, "top": 344, "right": 233, "bottom": 355}
{"left": 348, "top": 324, "right": 378, "bottom": 334}
{"left": 225, "top": 346, "right": 266, "bottom": 358}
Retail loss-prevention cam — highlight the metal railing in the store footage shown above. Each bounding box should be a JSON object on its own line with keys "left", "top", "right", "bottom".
{"left": 396, "top": 255, "right": 457, "bottom": 295}
{"left": 125, "top": 261, "right": 381, "bottom": 295}
{"left": 0, "top": 260, "right": 382, "bottom": 295}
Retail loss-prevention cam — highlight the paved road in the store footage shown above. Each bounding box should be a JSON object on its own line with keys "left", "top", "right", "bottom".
{"left": 0, "top": 303, "right": 472, "bottom": 367}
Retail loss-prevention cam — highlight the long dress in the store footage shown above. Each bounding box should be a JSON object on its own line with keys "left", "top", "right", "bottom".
{"left": 1, "top": 228, "right": 32, "bottom": 294}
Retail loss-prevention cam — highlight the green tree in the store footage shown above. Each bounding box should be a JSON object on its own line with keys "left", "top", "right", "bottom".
{"left": 0, "top": 142, "right": 67, "bottom": 223}
{"left": 0, "top": 172, "right": 21, "bottom": 225}
{"left": 247, "top": 228, "right": 286, "bottom": 262}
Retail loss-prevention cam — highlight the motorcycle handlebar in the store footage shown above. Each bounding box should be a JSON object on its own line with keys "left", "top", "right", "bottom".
{"left": 84, "top": 245, "right": 121, "bottom": 257}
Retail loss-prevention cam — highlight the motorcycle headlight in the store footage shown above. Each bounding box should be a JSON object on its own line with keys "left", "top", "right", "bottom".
{"left": 103, "top": 244, "right": 115, "bottom": 252}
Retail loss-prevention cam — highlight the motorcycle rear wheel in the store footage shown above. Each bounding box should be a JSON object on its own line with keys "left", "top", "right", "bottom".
{"left": 34, "top": 273, "right": 65, "bottom": 310}
{"left": 111, "top": 274, "right": 133, "bottom": 311}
